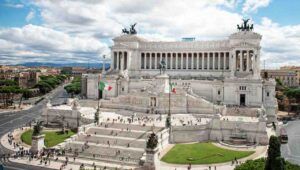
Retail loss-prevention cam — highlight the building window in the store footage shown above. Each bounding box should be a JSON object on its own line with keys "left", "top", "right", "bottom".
{"left": 239, "top": 86, "right": 246, "bottom": 90}
{"left": 122, "top": 87, "right": 124, "bottom": 91}
{"left": 218, "top": 90, "right": 221, "bottom": 95}
{"left": 267, "top": 92, "right": 269, "bottom": 97}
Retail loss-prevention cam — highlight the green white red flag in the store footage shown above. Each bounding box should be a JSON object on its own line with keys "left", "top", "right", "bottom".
{"left": 99, "top": 81, "right": 112, "bottom": 91}
{"left": 164, "top": 82, "right": 176, "bottom": 94}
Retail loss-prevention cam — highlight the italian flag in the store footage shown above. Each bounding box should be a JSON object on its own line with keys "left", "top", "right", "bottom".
{"left": 164, "top": 82, "right": 176, "bottom": 94}
{"left": 99, "top": 81, "right": 112, "bottom": 91}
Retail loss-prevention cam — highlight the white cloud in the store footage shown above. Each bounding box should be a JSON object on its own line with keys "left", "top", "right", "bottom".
{"left": 0, "top": 25, "right": 108, "bottom": 64}
{"left": 4, "top": 3, "right": 24, "bottom": 8}
{"left": 256, "top": 17, "right": 300, "bottom": 68}
{"left": 26, "top": 10, "right": 35, "bottom": 22}
{"left": 33, "top": 0, "right": 242, "bottom": 39}
{"left": 0, "top": 0, "right": 299, "bottom": 69}
{"left": 242, "top": 0, "right": 271, "bottom": 13}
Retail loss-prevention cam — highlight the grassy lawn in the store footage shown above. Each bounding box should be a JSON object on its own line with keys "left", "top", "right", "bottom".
{"left": 161, "top": 142, "right": 254, "bottom": 164}
{"left": 21, "top": 129, "right": 75, "bottom": 148}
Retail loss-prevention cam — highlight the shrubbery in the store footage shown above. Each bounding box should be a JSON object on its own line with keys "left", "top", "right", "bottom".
{"left": 235, "top": 158, "right": 300, "bottom": 170}
{"left": 64, "top": 76, "right": 81, "bottom": 97}
{"left": 35, "top": 75, "right": 67, "bottom": 94}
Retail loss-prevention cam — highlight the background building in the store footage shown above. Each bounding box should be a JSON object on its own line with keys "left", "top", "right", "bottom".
{"left": 261, "top": 69, "right": 299, "bottom": 87}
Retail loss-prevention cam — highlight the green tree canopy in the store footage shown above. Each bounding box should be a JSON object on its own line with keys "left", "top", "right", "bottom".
{"left": 265, "top": 136, "right": 285, "bottom": 170}
{"left": 0, "top": 79, "right": 17, "bottom": 86}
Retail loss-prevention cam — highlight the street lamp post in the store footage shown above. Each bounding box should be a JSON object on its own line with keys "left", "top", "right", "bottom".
{"left": 102, "top": 55, "right": 106, "bottom": 74}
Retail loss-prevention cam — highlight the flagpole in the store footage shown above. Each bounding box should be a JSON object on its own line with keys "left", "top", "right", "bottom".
{"left": 168, "top": 75, "right": 173, "bottom": 143}
{"left": 168, "top": 76, "right": 171, "bottom": 118}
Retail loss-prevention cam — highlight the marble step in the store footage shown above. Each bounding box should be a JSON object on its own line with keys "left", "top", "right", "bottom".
{"left": 76, "top": 133, "right": 147, "bottom": 149}
{"left": 87, "top": 127, "right": 152, "bottom": 139}
{"left": 56, "top": 155, "right": 141, "bottom": 169}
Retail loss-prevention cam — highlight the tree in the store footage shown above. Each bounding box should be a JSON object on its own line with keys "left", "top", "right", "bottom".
{"left": 35, "top": 81, "right": 52, "bottom": 94}
{"left": 0, "top": 80, "right": 17, "bottom": 86}
{"left": 265, "top": 136, "right": 285, "bottom": 170}
{"left": 235, "top": 158, "right": 300, "bottom": 170}
{"left": 146, "top": 133, "right": 158, "bottom": 149}
{"left": 64, "top": 80, "right": 81, "bottom": 98}
{"left": 0, "top": 86, "right": 23, "bottom": 108}
{"left": 22, "top": 89, "right": 33, "bottom": 99}
{"left": 284, "top": 88, "right": 300, "bottom": 103}
{"left": 235, "top": 158, "right": 265, "bottom": 170}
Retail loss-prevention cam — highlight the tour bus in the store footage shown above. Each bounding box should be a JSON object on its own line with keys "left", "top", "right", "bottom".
{"left": 279, "top": 128, "right": 288, "bottom": 144}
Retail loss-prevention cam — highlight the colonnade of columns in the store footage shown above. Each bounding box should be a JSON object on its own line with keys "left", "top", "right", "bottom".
{"left": 140, "top": 52, "right": 230, "bottom": 71}
{"left": 113, "top": 51, "right": 127, "bottom": 70}
{"left": 234, "top": 50, "right": 256, "bottom": 72}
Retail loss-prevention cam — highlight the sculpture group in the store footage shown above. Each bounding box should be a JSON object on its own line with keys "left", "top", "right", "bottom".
{"left": 237, "top": 19, "right": 253, "bottom": 31}
{"left": 122, "top": 23, "right": 137, "bottom": 34}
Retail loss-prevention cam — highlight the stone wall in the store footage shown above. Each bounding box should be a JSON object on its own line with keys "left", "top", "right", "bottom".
{"left": 42, "top": 109, "right": 82, "bottom": 129}
{"left": 171, "top": 125, "right": 209, "bottom": 143}
{"left": 100, "top": 92, "right": 224, "bottom": 115}
{"left": 171, "top": 118, "right": 268, "bottom": 145}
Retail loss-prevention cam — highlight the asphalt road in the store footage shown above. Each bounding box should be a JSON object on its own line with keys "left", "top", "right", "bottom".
{"left": 281, "top": 120, "right": 300, "bottom": 165}
{"left": 0, "top": 85, "right": 68, "bottom": 170}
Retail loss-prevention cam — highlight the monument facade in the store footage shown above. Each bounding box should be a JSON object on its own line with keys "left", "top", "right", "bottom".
{"left": 99, "top": 20, "right": 277, "bottom": 123}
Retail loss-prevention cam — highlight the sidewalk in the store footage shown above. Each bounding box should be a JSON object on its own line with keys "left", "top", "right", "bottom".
{"left": 0, "top": 104, "right": 32, "bottom": 115}
{"left": 0, "top": 127, "right": 31, "bottom": 152}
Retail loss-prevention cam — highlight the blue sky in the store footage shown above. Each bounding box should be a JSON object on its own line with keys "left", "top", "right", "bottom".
{"left": 0, "top": 0, "right": 299, "bottom": 68}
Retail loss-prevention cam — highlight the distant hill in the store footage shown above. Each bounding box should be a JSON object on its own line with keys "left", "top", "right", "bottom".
{"left": 14, "top": 62, "right": 111, "bottom": 69}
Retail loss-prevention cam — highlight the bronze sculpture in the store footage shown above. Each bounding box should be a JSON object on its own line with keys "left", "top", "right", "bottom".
{"left": 237, "top": 19, "right": 254, "bottom": 31}
{"left": 159, "top": 59, "right": 166, "bottom": 74}
{"left": 122, "top": 23, "right": 137, "bottom": 35}
{"left": 32, "top": 121, "right": 43, "bottom": 136}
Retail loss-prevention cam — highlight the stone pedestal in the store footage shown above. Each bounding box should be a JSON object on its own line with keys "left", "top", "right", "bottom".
{"left": 30, "top": 134, "right": 45, "bottom": 153}
{"left": 144, "top": 148, "right": 159, "bottom": 169}
{"left": 155, "top": 74, "right": 169, "bottom": 93}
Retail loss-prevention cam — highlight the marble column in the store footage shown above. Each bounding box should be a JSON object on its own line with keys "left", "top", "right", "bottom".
{"left": 120, "top": 52, "right": 124, "bottom": 71}
{"left": 186, "top": 53, "right": 188, "bottom": 70}
{"left": 240, "top": 51, "right": 243, "bottom": 72}
{"left": 191, "top": 53, "right": 194, "bottom": 70}
{"left": 170, "top": 53, "right": 173, "bottom": 70}
{"left": 165, "top": 53, "right": 168, "bottom": 69}
{"left": 123, "top": 51, "right": 126, "bottom": 70}
{"left": 154, "top": 53, "right": 157, "bottom": 69}
{"left": 144, "top": 53, "right": 147, "bottom": 70}
{"left": 116, "top": 52, "right": 120, "bottom": 70}
{"left": 175, "top": 53, "right": 178, "bottom": 70}
{"left": 223, "top": 53, "right": 226, "bottom": 70}
{"left": 150, "top": 53, "right": 152, "bottom": 69}
{"left": 180, "top": 53, "right": 183, "bottom": 69}
{"left": 202, "top": 53, "right": 205, "bottom": 70}
{"left": 207, "top": 53, "right": 210, "bottom": 70}
{"left": 197, "top": 53, "right": 199, "bottom": 70}
{"left": 251, "top": 52, "right": 254, "bottom": 72}
{"left": 247, "top": 51, "right": 250, "bottom": 72}
{"left": 218, "top": 53, "right": 221, "bottom": 70}
{"left": 212, "top": 53, "right": 215, "bottom": 70}
{"left": 230, "top": 51, "right": 236, "bottom": 77}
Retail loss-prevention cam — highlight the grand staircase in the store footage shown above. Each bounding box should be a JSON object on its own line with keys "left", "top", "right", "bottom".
{"left": 64, "top": 122, "right": 164, "bottom": 169}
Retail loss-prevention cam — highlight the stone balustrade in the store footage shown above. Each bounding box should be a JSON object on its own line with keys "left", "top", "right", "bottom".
{"left": 86, "top": 127, "right": 151, "bottom": 139}
{"left": 76, "top": 134, "right": 147, "bottom": 149}
{"left": 97, "top": 122, "right": 163, "bottom": 132}
{"left": 65, "top": 141, "right": 145, "bottom": 164}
